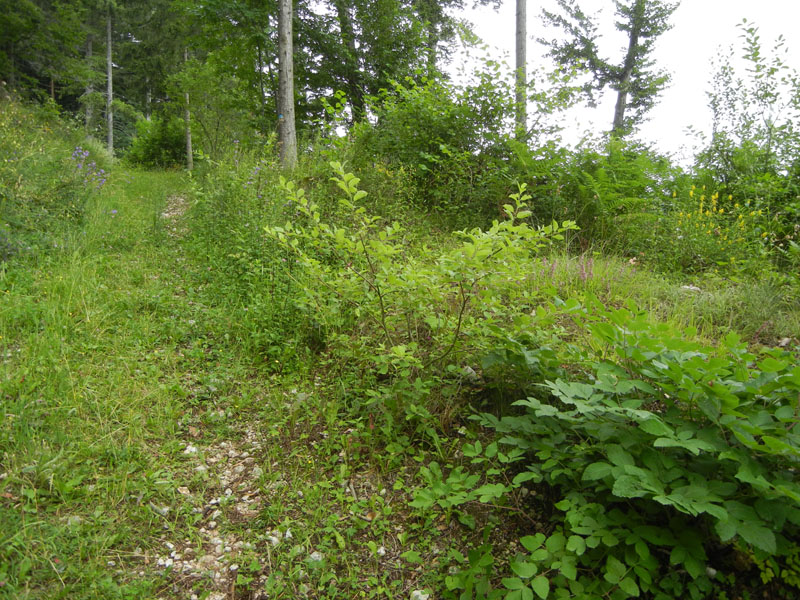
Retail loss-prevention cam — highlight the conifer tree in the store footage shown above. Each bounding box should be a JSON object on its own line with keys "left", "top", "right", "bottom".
{"left": 540, "top": 0, "right": 678, "bottom": 136}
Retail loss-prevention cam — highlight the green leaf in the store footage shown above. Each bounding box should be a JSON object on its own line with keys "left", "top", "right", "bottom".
{"left": 619, "top": 577, "right": 640, "bottom": 597}
{"left": 521, "top": 534, "right": 545, "bottom": 552}
{"left": 545, "top": 533, "right": 566, "bottom": 553}
{"left": 531, "top": 575, "right": 550, "bottom": 599}
{"left": 613, "top": 475, "right": 648, "bottom": 498}
{"left": 511, "top": 561, "right": 538, "bottom": 579}
{"left": 759, "top": 357, "right": 789, "bottom": 373}
{"left": 639, "top": 417, "right": 673, "bottom": 437}
{"left": 560, "top": 557, "right": 578, "bottom": 580}
{"left": 566, "top": 535, "right": 586, "bottom": 555}
{"left": 401, "top": 550, "right": 423, "bottom": 564}
{"left": 503, "top": 577, "right": 525, "bottom": 590}
{"left": 737, "top": 521, "right": 776, "bottom": 553}
{"left": 475, "top": 483, "right": 510, "bottom": 503}
{"left": 352, "top": 190, "right": 368, "bottom": 202}
{"left": 604, "top": 555, "right": 626, "bottom": 584}
{"left": 582, "top": 462, "right": 613, "bottom": 481}
{"left": 607, "top": 445, "right": 635, "bottom": 466}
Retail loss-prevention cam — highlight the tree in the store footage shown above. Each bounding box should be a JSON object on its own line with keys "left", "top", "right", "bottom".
{"left": 540, "top": 0, "right": 678, "bottom": 136}
{"left": 515, "top": 0, "right": 526, "bottom": 139}
{"left": 106, "top": 1, "right": 113, "bottom": 153}
{"left": 277, "top": 0, "right": 296, "bottom": 168}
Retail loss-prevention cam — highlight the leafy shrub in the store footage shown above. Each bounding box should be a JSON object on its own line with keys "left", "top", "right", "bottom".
{"left": 126, "top": 115, "right": 186, "bottom": 168}
{"left": 472, "top": 300, "right": 800, "bottom": 599}
{"left": 613, "top": 185, "right": 773, "bottom": 274}
{"left": 265, "top": 162, "right": 577, "bottom": 428}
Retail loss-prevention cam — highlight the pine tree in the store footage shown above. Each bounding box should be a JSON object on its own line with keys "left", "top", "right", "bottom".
{"left": 540, "top": 0, "right": 679, "bottom": 136}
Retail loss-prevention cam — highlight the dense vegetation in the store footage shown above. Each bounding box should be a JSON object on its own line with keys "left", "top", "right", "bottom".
{"left": 2, "top": 1, "right": 800, "bottom": 599}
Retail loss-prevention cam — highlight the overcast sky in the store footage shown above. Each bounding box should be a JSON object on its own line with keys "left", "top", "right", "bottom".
{"left": 454, "top": 0, "right": 800, "bottom": 161}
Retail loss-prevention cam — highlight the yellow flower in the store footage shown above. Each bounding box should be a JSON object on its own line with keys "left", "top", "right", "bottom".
{"left": 718, "top": 208, "right": 724, "bottom": 214}
{"left": 689, "top": 190, "right": 694, "bottom": 198}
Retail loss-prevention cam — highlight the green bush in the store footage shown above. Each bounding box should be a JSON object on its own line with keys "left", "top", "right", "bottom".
{"left": 264, "top": 163, "right": 577, "bottom": 427}
{"left": 473, "top": 300, "right": 800, "bottom": 599}
{"left": 126, "top": 115, "right": 187, "bottom": 168}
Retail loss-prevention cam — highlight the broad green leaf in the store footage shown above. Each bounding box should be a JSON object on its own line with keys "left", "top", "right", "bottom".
{"left": 737, "top": 521, "right": 776, "bottom": 553}
{"left": 604, "top": 556, "right": 626, "bottom": 584}
{"left": 520, "top": 534, "right": 545, "bottom": 552}
{"left": 511, "top": 561, "right": 538, "bottom": 579}
{"left": 503, "top": 577, "right": 525, "bottom": 590}
{"left": 531, "top": 575, "right": 550, "bottom": 599}
{"left": 475, "top": 483, "right": 510, "bottom": 503}
{"left": 607, "top": 445, "right": 635, "bottom": 466}
{"left": 401, "top": 550, "right": 422, "bottom": 563}
{"left": 545, "top": 533, "right": 566, "bottom": 553}
{"left": 613, "top": 475, "right": 647, "bottom": 499}
{"left": 582, "top": 462, "right": 613, "bottom": 481}
{"left": 759, "top": 357, "right": 789, "bottom": 373}
{"left": 566, "top": 535, "right": 586, "bottom": 555}
{"left": 639, "top": 417, "right": 673, "bottom": 437}
{"left": 560, "top": 557, "right": 578, "bottom": 580}
{"left": 619, "top": 577, "right": 640, "bottom": 597}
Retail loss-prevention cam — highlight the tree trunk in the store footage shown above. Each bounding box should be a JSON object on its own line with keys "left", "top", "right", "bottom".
{"left": 145, "top": 75, "right": 151, "bottom": 120}
{"left": 333, "top": 0, "right": 364, "bottom": 121}
{"left": 257, "top": 42, "right": 267, "bottom": 129}
{"left": 184, "top": 48, "right": 193, "bottom": 171}
{"left": 515, "top": 0, "right": 527, "bottom": 140}
{"left": 106, "top": 4, "right": 114, "bottom": 154}
{"left": 50, "top": 77, "right": 55, "bottom": 101}
{"left": 85, "top": 36, "right": 93, "bottom": 131}
{"left": 611, "top": 0, "right": 644, "bottom": 136}
{"left": 278, "top": 0, "right": 297, "bottom": 168}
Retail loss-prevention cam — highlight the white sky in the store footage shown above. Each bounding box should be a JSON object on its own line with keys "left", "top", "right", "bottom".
{"left": 454, "top": 0, "right": 800, "bottom": 162}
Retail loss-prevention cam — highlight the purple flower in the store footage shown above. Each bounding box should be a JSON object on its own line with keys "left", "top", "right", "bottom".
{"left": 110, "top": 209, "right": 117, "bottom": 215}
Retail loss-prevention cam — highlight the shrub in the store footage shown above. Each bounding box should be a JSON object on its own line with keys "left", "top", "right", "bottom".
{"left": 126, "top": 115, "right": 187, "bottom": 168}
{"left": 472, "top": 301, "right": 800, "bottom": 599}
{"left": 264, "top": 162, "right": 577, "bottom": 427}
